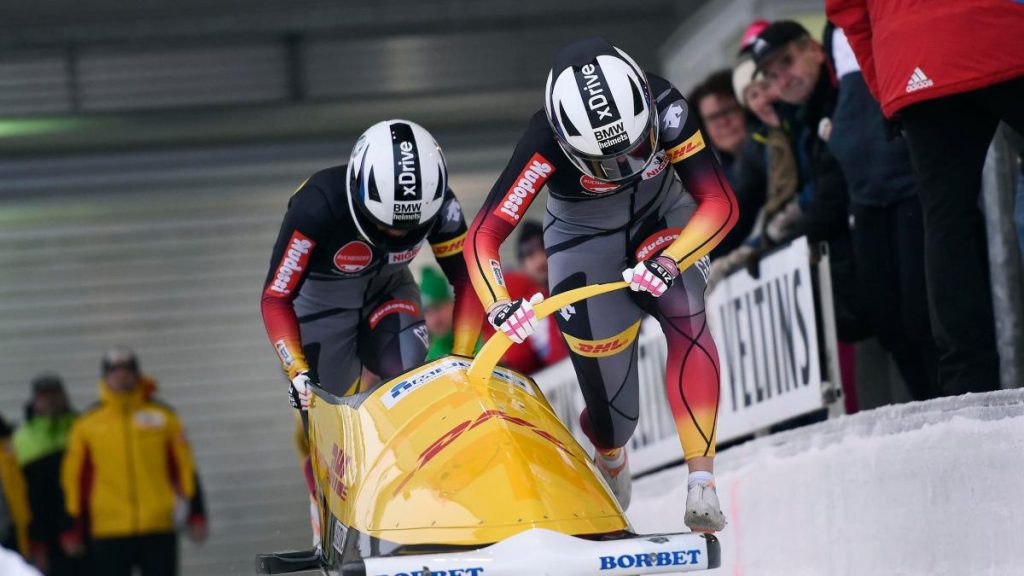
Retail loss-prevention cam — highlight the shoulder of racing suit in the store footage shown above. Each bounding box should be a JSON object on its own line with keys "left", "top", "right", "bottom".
{"left": 273, "top": 164, "right": 465, "bottom": 282}
{"left": 647, "top": 74, "right": 707, "bottom": 162}
{"left": 510, "top": 72, "right": 698, "bottom": 203}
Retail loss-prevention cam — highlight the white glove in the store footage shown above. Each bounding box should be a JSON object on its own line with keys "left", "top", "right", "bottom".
{"left": 288, "top": 372, "right": 313, "bottom": 410}
{"left": 622, "top": 256, "right": 679, "bottom": 298}
{"left": 488, "top": 293, "right": 544, "bottom": 344}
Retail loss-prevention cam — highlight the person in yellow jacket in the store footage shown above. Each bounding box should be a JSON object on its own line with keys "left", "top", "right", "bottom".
{"left": 0, "top": 415, "right": 31, "bottom": 558}
{"left": 61, "top": 347, "right": 199, "bottom": 576}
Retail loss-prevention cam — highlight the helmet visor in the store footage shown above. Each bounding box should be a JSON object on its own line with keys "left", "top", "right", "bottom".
{"left": 561, "top": 117, "right": 659, "bottom": 183}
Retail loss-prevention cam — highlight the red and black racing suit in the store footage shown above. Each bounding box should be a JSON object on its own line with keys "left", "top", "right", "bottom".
{"left": 261, "top": 164, "right": 483, "bottom": 396}
{"left": 465, "top": 74, "right": 738, "bottom": 460}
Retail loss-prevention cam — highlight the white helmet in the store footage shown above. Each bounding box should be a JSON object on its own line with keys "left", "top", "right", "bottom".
{"left": 544, "top": 38, "right": 659, "bottom": 183}
{"left": 346, "top": 119, "right": 448, "bottom": 247}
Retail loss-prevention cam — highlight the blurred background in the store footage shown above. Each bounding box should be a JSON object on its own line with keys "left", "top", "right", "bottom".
{"left": 0, "top": 0, "right": 932, "bottom": 574}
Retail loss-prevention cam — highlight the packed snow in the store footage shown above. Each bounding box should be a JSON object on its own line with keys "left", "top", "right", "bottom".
{"left": 629, "top": 390, "right": 1024, "bottom": 576}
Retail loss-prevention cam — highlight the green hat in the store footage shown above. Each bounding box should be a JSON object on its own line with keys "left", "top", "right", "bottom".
{"left": 420, "top": 267, "right": 452, "bottom": 308}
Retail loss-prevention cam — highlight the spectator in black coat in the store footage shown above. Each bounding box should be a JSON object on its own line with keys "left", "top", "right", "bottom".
{"left": 824, "top": 24, "right": 939, "bottom": 400}
{"left": 12, "top": 374, "right": 81, "bottom": 575}
{"left": 751, "top": 20, "right": 870, "bottom": 343}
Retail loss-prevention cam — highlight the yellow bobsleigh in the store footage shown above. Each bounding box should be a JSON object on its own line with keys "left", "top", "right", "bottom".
{"left": 257, "top": 282, "right": 720, "bottom": 576}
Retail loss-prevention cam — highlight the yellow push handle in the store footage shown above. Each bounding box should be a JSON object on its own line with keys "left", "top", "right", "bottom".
{"left": 467, "top": 281, "right": 629, "bottom": 386}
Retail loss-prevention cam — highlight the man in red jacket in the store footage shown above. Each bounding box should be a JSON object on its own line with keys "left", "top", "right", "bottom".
{"left": 827, "top": 0, "right": 1024, "bottom": 392}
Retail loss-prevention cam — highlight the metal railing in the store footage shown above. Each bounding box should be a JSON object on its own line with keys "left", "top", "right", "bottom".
{"left": 983, "top": 124, "right": 1024, "bottom": 389}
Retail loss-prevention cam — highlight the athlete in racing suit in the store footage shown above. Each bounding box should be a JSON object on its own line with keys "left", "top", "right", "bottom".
{"left": 465, "top": 38, "right": 736, "bottom": 532}
{"left": 262, "top": 120, "right": 483, "bottom": 407}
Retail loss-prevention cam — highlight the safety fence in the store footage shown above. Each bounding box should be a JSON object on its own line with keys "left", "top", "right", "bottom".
{"left": 532, "top": 236, "right": 844, "bottom": 475}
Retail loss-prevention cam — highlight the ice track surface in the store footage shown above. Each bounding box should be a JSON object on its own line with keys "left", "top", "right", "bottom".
{"left": 628, "top": 390, "right": 1024, "bottom": 576}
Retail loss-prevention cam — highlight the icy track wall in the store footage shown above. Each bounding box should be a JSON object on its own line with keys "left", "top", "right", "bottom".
{"left": 629, "top": 390, "right": 1024, "bottom": 576}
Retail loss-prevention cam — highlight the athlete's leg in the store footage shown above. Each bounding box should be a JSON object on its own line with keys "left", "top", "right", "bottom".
{"left": 292, "top": 306, "right": 362, "bottom": 546}
{"left": 652, "top": 259, "right": 727, "bottom": 532}
{"left": 295, "top": 307, "right": 362, "bottom": 397}
{"left": 359, "top": 271, "right": 429, "bottom": 383}
{"left": 545, "top": 215, "right": 646, "bottom": 509}
{"left": 547, "top": 230, "right": 645, "bottom": 451}
{"left": 650, "top": 255, "right": 720, "bottom": 467}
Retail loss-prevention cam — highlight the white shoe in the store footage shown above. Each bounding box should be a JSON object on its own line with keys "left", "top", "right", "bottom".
{"left": 684, "top": 480, "right": 727, "bottom": 533}
{"left": 594, "top": 447, "right": 632, "bottom": 511}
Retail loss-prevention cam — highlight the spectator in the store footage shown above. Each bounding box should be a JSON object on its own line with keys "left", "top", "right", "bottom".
{"left": 827, "top": 0, "right": 1024, "bottom": 392}
{"left": 61, "top": 347, "right": 205, "bottom": 576}
{"left": 749, "top": 20, "right": 869, "bottom": 343}
{"left": 823, "top": 24, "right": 939, "bottom": 400}
{"left": 13, "top": 374, "right": 80, "bottom": 575}
{"left": 688, "top": 69, "right": 748, "bottom": 173}
{"left": 690, "top": 68, "right": 752, "bottom": 266}
{"left": 710, "top": 21, "right": 774, "bottom": 259}
{"left": 421, "top": 266, "right": 458, "bottom": 360}
{"left": 0, "top": 415, "right": 30, "bottom": 558}
{"left": 516, "top": 220, "right": 549, "bottom": 289}
{"left": 709, "top": 35, "right": 800, "bottom": 278}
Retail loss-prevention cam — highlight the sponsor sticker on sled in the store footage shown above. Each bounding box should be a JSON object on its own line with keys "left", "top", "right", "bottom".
{"left": 328, "top": 444, "right": 350, "bottom": 501}
{"left": 491, "top": 368, "right": 536, "bottom": 397}
{"left": 382, "top": 360, "right": 471, "bottom": 409}
{"left": 599, "top": 549, "right": 703, "bottom": 570}
{"left": 331, "top": 519, "right": 345, "bottom": 555}
{"left": 376, "top": 565, "right": 487, "bottom": 569}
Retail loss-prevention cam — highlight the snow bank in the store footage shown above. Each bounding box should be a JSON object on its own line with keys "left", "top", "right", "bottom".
{"left": 0, "top": 546, "right": 41, "bottom": 576}
{"left": 629, "top": 390, "right": 1024, "bottom": 576}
